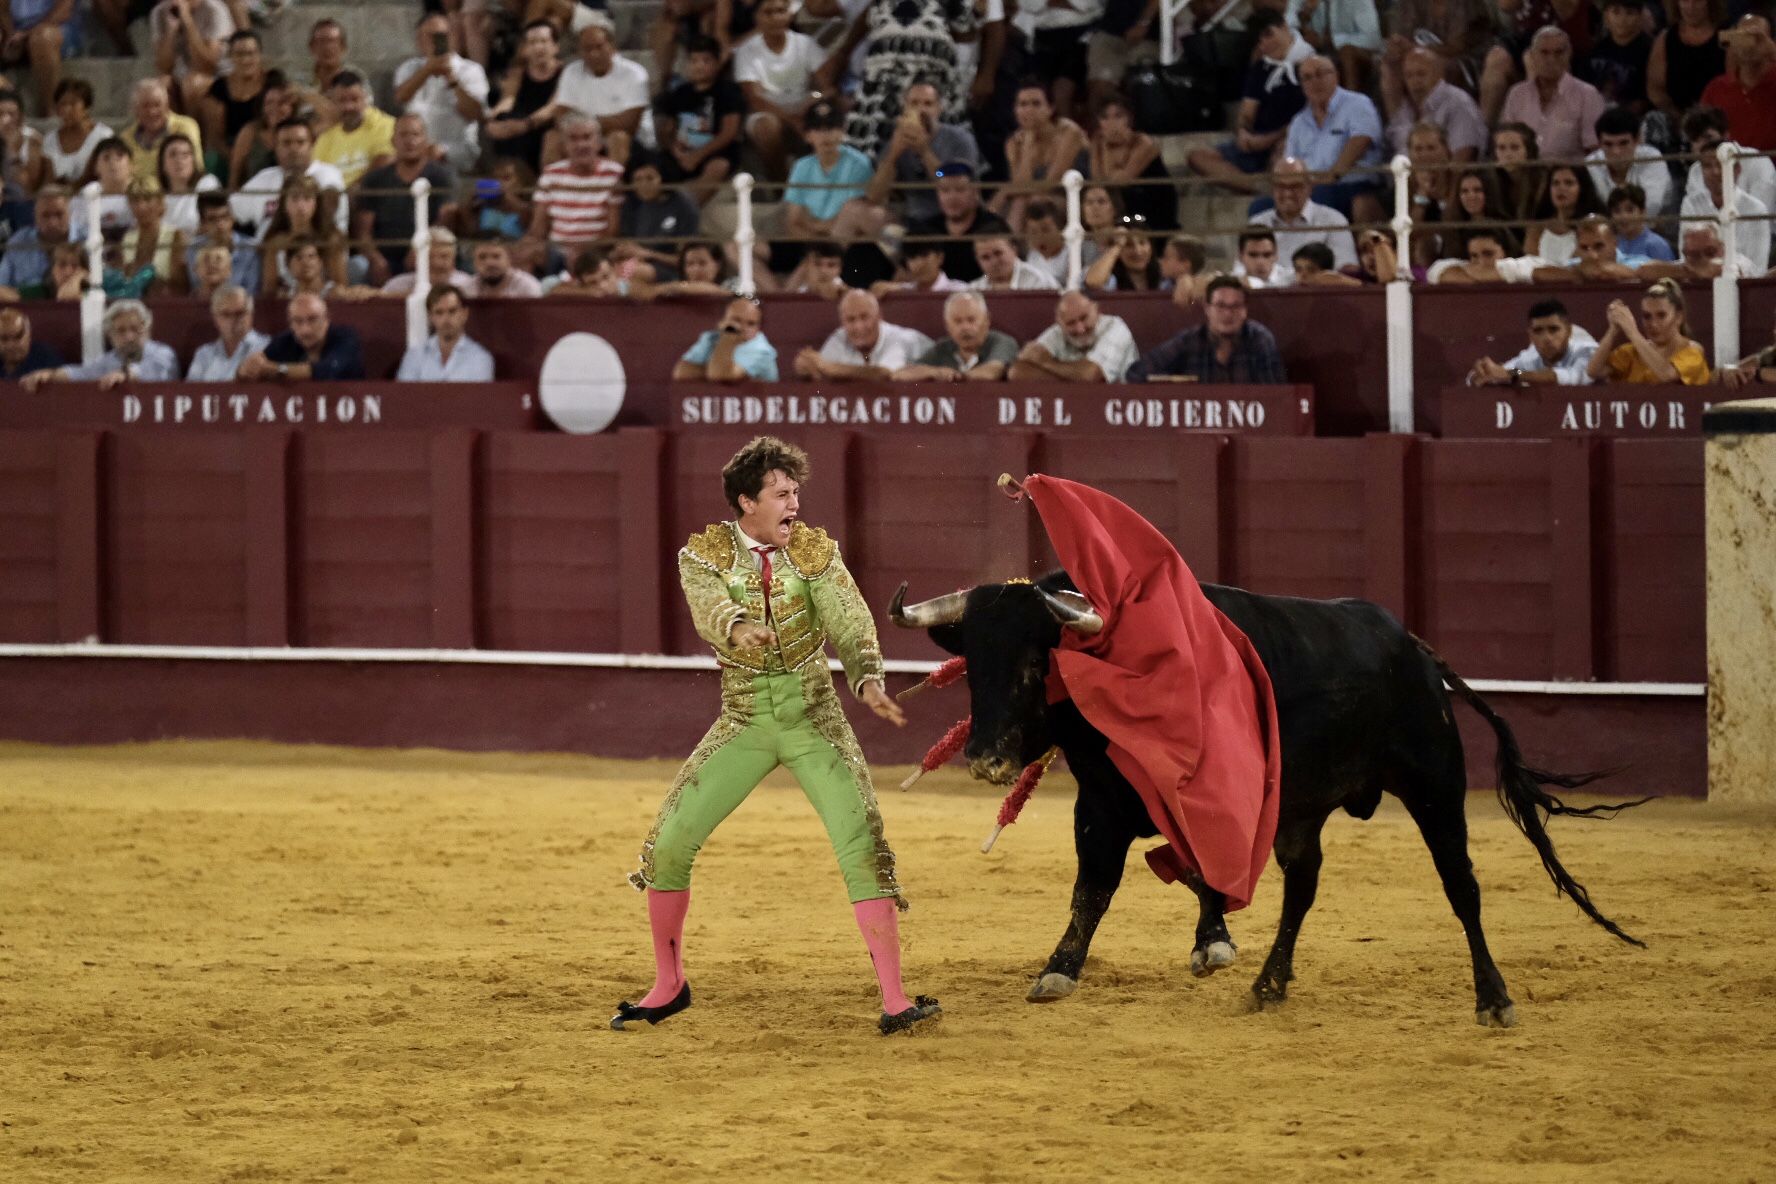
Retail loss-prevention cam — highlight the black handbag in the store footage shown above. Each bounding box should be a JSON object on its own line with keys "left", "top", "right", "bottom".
{"left": 1124, "top": 60, "right": 1222, "bottom": 135}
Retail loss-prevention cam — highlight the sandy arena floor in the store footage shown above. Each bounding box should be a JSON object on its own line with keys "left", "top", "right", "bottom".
{"left": 1, "top": 740, "right": 1773, "bottom": 1184}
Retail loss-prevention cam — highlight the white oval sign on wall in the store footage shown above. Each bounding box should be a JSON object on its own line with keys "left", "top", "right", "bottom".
{"left": 538, "top": 332, "right": 627, "bottom": 434}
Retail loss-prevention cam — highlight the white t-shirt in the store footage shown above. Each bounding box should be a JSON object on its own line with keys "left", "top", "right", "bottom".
{"left": 44, "top": 122, "right": 114, "bottom": 183}
{"left": 969, "top": 259, "right": 1059, "bottom": 291}
{"left": 818, "top": 322, "right": 934, "bottom": 370}
{"left": 164, "top": 173, "right": 223, "bottom": 234}
{"left": 1683, "top": 148, "right": 1776, "bottom": 222}
{"left": 231, "top": 162, "right": 350, "bottom": 238}
{"left": 1250, "top": 199, "right": 1357, "bottom": 271}
{"left": 1679, "top": 186, "right": 1770, "bottom": 277}
{"left": 733, "top": 31, "right": 825, "bottom": 110}
{"left": 394, "top": 54, "right": 491, "bottom": 168}
{"left": 1035, "top": 314, "right": 1139, "bottom": 382}
{"left": 554, "top": 54, "right": 656, "bottom": 149}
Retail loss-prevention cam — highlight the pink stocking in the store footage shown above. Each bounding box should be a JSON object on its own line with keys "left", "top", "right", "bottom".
{"left": 853, "top": 898, "right": 913, "bottom": 1015}
{"left": 638, "top": 888, "right": 690, "bottom": 1007}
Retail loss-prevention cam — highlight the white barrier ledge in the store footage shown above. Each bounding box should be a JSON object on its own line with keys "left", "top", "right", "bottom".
{"left": 0, "top": 643, "right": 1706, "bottom": 696}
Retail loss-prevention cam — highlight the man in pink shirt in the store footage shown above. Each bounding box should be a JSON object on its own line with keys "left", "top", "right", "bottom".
{"left": 1499, "top": 27, "right": 1606, "bottom": 160}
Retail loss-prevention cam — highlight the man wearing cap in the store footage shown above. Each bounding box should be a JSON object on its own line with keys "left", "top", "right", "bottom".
{"left": 904, "top": 161, "right": 1010, "bottom": 285}
{"left": 1009, "top": 290, "right": 1140, "bottom": 383}
{"left": 794, "top": 289, "right": 932, "bottom": 382}
{"left": 784, "top": 99, "right": 883, "bottom": 243}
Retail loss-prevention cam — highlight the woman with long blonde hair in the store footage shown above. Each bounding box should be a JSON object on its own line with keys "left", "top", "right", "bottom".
{"left": 1587, "top": 278, "right": 1711, "bottom": 385}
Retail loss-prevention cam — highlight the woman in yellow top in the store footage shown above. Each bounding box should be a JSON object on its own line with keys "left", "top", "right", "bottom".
{"left": 1587, "top": 279, "right": 1712, "bottom": 385}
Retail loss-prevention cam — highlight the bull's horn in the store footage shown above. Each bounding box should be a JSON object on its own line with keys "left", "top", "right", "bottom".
{"left": 889, "top": 582, "right": 970, "bottom": 628}
{"left": 1038, "top": 587, "right": 1104, "bottom": 635}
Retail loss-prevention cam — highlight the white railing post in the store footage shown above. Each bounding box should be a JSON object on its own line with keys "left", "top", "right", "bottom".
{"left": 733, "top": 172, "right": 756, "bottom": 297}
{"left": 1160, "top": 0, "right": 1177, "bottom": 65}
{"left": 1386, "top": 155, "right": 1415, "bottom": 434}
{"left": 1714, "top": 142, "right": 1740, "bottom": 369}
{"left": 1061, "top": 169, "right": 1085, "bottom": 291}
{"left": 79, "top": 181, "right": 105, "bottom": 364}
{"left": 406, "top": 177, "right": 432, "bottom": 352}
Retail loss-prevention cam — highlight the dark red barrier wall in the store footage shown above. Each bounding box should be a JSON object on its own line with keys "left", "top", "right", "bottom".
{"left": 0, "top": 427, "right": 1704, "bottom": 683}
{"left": 20, "top": 278, "right": 1772, "bottom": 436}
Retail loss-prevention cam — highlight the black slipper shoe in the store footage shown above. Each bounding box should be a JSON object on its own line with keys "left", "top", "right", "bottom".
{"left": 879, "top": 995, "right": 941, "bottom": 1035}
{"left": 610, "top": 982, "right": 691, "bottom": 1031}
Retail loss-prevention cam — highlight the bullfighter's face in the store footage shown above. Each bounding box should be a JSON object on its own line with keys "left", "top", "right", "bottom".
{"left": 738, "top": 469, "right": 799, "bottom": 550}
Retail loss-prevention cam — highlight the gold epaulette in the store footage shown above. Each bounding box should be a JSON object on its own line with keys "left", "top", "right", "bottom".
{"left": 783, "top": 522, "right": 836, "bottom": 579}
{"left": 681, "top": 523, "right": 737, "bottom": 574}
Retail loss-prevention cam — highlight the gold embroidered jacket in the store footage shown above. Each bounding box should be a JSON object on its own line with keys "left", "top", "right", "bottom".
{"left": 679, "top": 521, "right": 886, "bottom": 695}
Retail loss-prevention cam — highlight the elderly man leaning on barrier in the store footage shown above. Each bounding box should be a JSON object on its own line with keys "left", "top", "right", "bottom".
{"left": 893, "top": 291, "right": 1018, "bottom": 383}
{"left": 239, "top": 293, "right": 366, "bottom": 382}
{"left": 794, "top": 288, "right": 933, "bottom": 382}
{"left": 21, "top": 300, "right": 181, "bottom": 391}
{"left": 186, "top": 285, "right": 271, "bottom": 381}
{"left": 674, "top": 296, "right": 779, "bottom": 383}
{"left": 1126, "top": 275, "right": 1288, "bottom": 384}
{"left": 0, "top": 308, "right": 64, "bottom": 381}
{"left": 1466, "top": 298, "right": 1598, "bottom": 388}
{"left": 1008, "top": 290, "right": 1140, "bottom": 383}
{"left": 397, "top": 285, "right": 496, "bottom": 382}
{"left": 1722, "top": 311, "right": 1776, "bottom": 389}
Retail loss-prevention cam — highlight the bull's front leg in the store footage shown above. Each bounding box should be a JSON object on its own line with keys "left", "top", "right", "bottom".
{"left": 1188, "top": 883, "right": 1237, "bottom": 978}
{"left": 1029, "top": 795, "right": 1134, "bottom": 1002}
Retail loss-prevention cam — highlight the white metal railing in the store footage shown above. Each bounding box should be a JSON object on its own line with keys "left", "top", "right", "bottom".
{"left": 1062, "top": 169, "right": 1084, "bottom": 290}
{"left": 79, "top": 182, "right": 105, "bottom": 363}
{"left": 1386, "top": 156, "right": 1414, "bottom": 433}
{"left": 1713, "top": 142, "right": 1741, "bottom": 368}
{"left": 733, "top": 172, "right": 757, "bottom": 297}
{"left": 405, "top": 177, "right": 432, "bottom": 352}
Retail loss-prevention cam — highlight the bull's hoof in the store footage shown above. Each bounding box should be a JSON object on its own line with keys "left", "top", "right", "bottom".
{"left": 1248, "top": 980, "right": 1288, "bottom": 1012}
{"left": 1027, "top": 973, "right": 1079, "bottom": 1002}
{"left": 1476, "top": 1002, "right": 1517, "bottom": 1029}
{"left": 1190, "top": 940, "right": 1237, "bottom": 978}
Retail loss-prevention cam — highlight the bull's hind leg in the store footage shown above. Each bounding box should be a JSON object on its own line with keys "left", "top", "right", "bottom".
{"left": 1251, "top": 810, "right": 1331, "bottom": 1009}
{"left": 1401, "top": 786, "right": 1515, "bottom": 1027}
{"left": 1028, "top": 794, "right": 1134, "bottom": 1002}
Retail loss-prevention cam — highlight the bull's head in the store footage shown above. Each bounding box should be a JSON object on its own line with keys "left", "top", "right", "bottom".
{"left": 890, "top": 578, "right": 1102, "bottom": 786}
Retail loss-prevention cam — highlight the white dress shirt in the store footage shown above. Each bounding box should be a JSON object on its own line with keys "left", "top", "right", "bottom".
{"left": 186, "top": 330, "right": 271, "bottom": 382}
{"left": 394, "top": 53, "right": 491, "bottom": 173}
{"left": 1250, "top": 199, "right": 1357, "bottom": 270}
{"left": 396, "top": 334, "right": 496, "bottom": 382}
{"left": 1586, "top": 144, "right": 1671, "bottom": 217}
{"left": 817, "top": 322, "right": 934, "bottom": 370}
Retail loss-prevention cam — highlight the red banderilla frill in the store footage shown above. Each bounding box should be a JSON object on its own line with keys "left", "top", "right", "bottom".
{"left": 980, "top": 747, "right": 1061, "bottom": 853}
{"left": 899, "top": 717, "right": 972, "bottom": 790}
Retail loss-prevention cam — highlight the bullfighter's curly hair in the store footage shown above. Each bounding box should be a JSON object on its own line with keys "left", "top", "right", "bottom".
{"left": 722, "top": 436, "right": 810, "bottom": 513}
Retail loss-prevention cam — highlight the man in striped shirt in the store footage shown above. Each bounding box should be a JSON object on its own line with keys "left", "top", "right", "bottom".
{"left": 527, "top": 113, "right": 625, "bottom": 249}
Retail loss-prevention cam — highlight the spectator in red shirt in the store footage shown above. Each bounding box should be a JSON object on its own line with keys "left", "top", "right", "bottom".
{"left": 1701, "top": 15, "right": 1776, "bottom": 151}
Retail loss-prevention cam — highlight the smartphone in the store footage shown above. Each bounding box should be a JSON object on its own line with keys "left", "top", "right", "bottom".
{"left": 430, "top": 31, "right": 449, "bottom": 56}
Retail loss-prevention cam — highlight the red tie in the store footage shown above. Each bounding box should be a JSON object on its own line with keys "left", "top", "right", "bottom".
{"left": 751, "top": 546, "right": 776, "bottom": 622}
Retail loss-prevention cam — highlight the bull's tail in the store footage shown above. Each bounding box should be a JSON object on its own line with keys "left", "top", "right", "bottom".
{"left": 1413, "top": 635, "right": 1649, "bottom": 948}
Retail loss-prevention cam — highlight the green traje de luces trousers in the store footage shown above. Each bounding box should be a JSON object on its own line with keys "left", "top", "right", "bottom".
{"left": 633, "top": 669, "right": 902, "bottom": 905}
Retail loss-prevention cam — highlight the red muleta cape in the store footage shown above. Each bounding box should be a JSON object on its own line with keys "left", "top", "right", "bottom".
{"left": 1026, "top": 475, "right": 1281, "bottom": 911}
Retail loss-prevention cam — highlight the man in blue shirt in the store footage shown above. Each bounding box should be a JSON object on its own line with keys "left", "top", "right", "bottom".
{"left": 0, "top": 186, "right": 75, "bottom": 297}
{"left": 1280, "top": 54, "right": 1384, "bottom": 225}
{"left": 396, "top": 285, "right": 496, "bottom": 382}
{"left": 239, "top": 293, "right": 367, "bottom": 381}
{"left": 784, "top": 99, "right": 881, "bottom": 244}
{"left": 0, "top": 307, "right": 63, "bottom": 380}
{"left": 673, "top": 296, "right": 778, "bottom": 383}
{"left": 21, "top": 299, "right": 181, "bottom": 389}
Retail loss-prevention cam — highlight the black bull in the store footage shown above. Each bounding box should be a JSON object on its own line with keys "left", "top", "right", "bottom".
{"left": 890, "top": 575, "right": 1645, "bottom": 1027}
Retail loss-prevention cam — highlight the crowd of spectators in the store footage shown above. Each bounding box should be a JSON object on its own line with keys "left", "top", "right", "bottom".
{"left": 1, "top": 0, "right": 1774, "bottom": 388}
